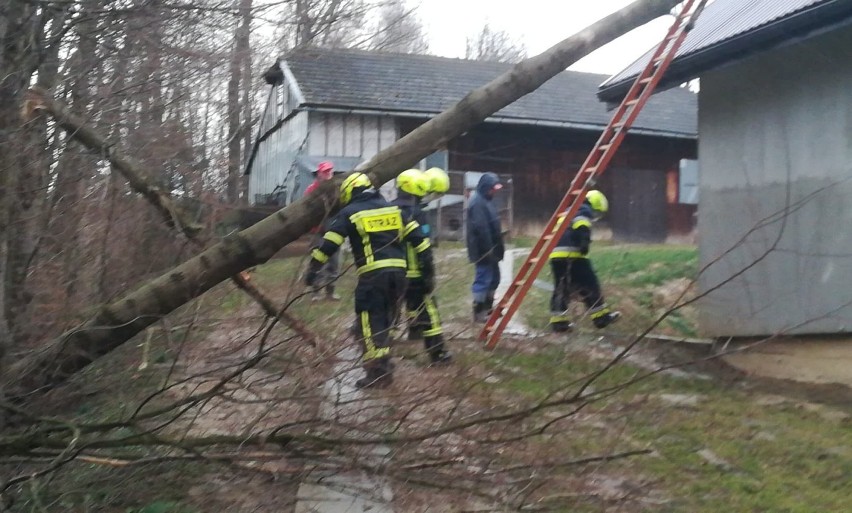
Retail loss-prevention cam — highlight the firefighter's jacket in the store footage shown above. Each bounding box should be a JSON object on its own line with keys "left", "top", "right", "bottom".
{"left": 311, "top": 189, "right": 433, "bottom": 278}
{"left": 392, "top": 193, "right": 432, "bottom": 279}
{"left": 549, "top": 203, "right": 594, "bottom": 260}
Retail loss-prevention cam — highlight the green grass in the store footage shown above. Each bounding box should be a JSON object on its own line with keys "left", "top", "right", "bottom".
{"left": 592, "top": 244, "right": 698, "bottom": 287}
{"left": 520, "top": 244, "right": 700, "bottom": 337}
{"left": 481, "top": 345, "right": 852, "bottom": 512}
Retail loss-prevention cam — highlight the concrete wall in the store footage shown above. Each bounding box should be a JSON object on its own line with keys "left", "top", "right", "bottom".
{"left": 697, "top": 26, "right": 852, "bottom": 337}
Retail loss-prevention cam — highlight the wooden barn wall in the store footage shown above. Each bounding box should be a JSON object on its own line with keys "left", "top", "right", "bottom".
{"left": 399, "top": 120, "right": 696, "bottom": 241}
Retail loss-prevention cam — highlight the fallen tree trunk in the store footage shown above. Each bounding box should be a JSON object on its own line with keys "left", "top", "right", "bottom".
{"left": 6, "top": 0, "right": 681, "bottom": 398}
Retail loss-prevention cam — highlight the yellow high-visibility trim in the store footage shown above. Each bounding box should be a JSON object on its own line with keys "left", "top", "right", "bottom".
{"left": 423, "top": 296, "right": 442, "bottom": 336}
{"left": 403, "top": 220, "right": 420, "bottom": 237}
{"left": 414, "top": 239, "right": 431, "bottom": 253}
{"left": 351, "top": 213, "right": 373, "bottom": 266}
{"left": 323, "top": 231, "right": 345, "bottom": 245}
{"left": 362, "top": 212, "right": 403, "bottom": 233}
{"left": 361, "top": 317, "right": 390, "bottom": 361}
{"left": 590, "top": 307, "right": 610, "bottom": 320}
{"left": 550, "top": 314, "right": 571, "bottom": 323}
{"left": 572, "top": 217, "right": 592, "bottom": 230}
{"left": 406, "top": 244, "right": 421, "bottom": 277}
{"left": 357, "top": 258, "right": 407, "bottom": 275}
{"left": 311, "top": 248, "right": 329, "bottom": 263}
{"left": 361, "top": 311, "right": 373, "bottom": 358}
{"left": 350, "top": 207, "right": 402, "bottom": 226}
{"left": 549, "top": 251, "right": 586, "bottom": 259}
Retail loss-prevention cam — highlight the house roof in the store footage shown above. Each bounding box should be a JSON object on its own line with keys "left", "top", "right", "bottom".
{"left": 282, "top": 48, "right": 697, "bottom": 139}
{"left": 599, "top": 0, "right": 852, "bottom": 102}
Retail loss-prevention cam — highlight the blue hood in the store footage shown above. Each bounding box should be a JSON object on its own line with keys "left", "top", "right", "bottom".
{"left": 475, "top": 172, "right": 501, "bottom": 197}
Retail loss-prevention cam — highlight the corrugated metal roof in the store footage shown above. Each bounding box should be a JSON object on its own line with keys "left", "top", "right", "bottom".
{"left": 599, "top": 0, "right": 852, "bottom": 100}
{"left": 284, "top": 48, "right": 697, "bottom": 138}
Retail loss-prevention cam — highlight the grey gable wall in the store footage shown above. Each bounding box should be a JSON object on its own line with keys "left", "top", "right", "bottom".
{"left": 697, "top": 24, "right": 852, "bottom": 336}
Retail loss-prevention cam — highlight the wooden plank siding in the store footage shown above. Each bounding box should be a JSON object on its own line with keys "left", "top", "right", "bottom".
{"left": 399, "top": 119, "right": 696, "bottom": 242}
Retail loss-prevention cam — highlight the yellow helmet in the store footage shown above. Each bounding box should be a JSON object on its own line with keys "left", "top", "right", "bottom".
{"left": 424, "top": 167, "right": 450, "bottom": 194}
{"left": 340, "top": 172, "right": 372, "bottom": 205}
{"left": 585, "top": 190, "right": 609, "bottom": 214}
{"left": 396, "top": 169, "right": 429, "bottom": 197}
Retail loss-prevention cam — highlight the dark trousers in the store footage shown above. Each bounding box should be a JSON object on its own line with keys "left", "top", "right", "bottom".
{"left": 311, "top": 234, "right": 340, "bottom": 294}
{"left": 354, "top": 269, "right": 406, "bottom": 366}
{"left": 472, "top": 259, "right": 500, "bottom": 303}
{"left": 406, "top": 279, "right": 443, "bottom": 337}
{"left": 549, "top": 258, "right": 607, "bottom": 323}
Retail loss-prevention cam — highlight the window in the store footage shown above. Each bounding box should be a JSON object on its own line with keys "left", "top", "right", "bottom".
{"left": 422, "top": 150, "right": 448, "bottom": 170}
{"left": 679, "top": 159, "right": 699, "bottom": 205}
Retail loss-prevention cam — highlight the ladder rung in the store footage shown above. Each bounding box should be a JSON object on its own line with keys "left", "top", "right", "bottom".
{"left": 569, "top": 189, "right": 583, "bottom": 195}
{"left": 598, "top": 144, "right": 612, "bottom": 151}
{"left": 625, "top": 99, "right": 639, "bottom": 107}
{"left": 639, "top": 77, "right": 653, "bottom": 84}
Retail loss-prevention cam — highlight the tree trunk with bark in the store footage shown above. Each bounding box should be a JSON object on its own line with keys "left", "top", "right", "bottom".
{"left": 0, "top": 0, "right": 45, "bottom": 384}
{"left": 5, "top": 0, "right": 682, "bottom": 398}
{"left": 227, "top": 0, "right": 252, "bottom": 203}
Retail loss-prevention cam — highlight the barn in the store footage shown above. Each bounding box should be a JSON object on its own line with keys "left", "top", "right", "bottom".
{"left": 245, "top": 47, "right": 698, "bottom": 242}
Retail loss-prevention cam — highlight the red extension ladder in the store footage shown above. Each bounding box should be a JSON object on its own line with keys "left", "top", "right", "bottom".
{"left": 479, "top": 0, "right": 708, "bottom": 349}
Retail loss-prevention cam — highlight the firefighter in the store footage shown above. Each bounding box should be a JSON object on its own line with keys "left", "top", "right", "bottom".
{"left": 305, "top": 172, "right": 434, "bottom": 388}
{"left": 393, "top": 168, "right": 451, "bottom": 365}
{"left": 303, "top": 161, "right": 340, "bottom": 301}
{"left": 466, "top": 172, "right": 505, "bottom": 323}
{"left": 548, "top": 190, "right": 621, "bottom": 332}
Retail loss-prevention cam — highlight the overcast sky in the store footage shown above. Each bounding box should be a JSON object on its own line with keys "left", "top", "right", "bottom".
{"left": 415, "top": 0, "right": 675, "bottom": 76}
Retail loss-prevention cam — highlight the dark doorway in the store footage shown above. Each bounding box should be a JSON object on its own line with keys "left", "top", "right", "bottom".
{"left": 609, "top": 167, "right": 667, "bottom": 242}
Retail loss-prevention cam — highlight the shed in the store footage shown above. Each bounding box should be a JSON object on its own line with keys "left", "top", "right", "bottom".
{"left": 599, "top": 0, "right": 852, "bottom": 337}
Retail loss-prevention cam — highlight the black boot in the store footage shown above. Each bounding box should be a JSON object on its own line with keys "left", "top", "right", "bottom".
{"left": 473, "top": 302, "right": 488, "bottom": 323}
{"left": 355, "top": 358, "right": 393, "bottom": 389}
{"left": 484, "top": 292, "right": 495, "bottom": 315}
{"left": 593, "top": 311, "right": 622, "bottom": 329}
{"left": 550, "top": 320, "right": 575, "bottom": 333}
{"left": 425, "top": 336, "right": 452, "bottom": 365}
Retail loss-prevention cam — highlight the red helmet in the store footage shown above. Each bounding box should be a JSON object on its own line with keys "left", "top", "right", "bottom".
{"left": 315, "top": 161, "right": 334, "bottom": 180}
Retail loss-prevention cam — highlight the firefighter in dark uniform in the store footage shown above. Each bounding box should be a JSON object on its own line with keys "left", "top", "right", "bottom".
{"left": 305, "top": 172, "right": 434, "bottom": 388}
{"left": 548, "top": 190, "right": 621, "bottom": 332}
{"left": 392, "top": 168, "right": 451, "bottom": 365}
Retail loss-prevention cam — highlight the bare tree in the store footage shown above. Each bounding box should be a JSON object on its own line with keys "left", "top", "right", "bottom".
{"left": 368, "top": 1, "right": 429, "bottom": 54}
{"left": 228, "top": 0, "right": 253, "bottom": 203}
{"left": 465, "top": 23, "right": 528, "bottom": 63}
{"left": 284, "top": 0, "right": 371, "bottom": 49}
{"left": 0, "top": 0, "right": 53, "bottom": 377}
